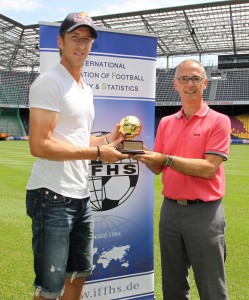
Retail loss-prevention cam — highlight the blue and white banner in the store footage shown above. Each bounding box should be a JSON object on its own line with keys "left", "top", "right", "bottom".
{"left": 39, "top": 23, "right": 157, "bottom": 299}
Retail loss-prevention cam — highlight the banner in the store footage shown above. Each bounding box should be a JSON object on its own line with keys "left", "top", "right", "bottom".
{"left": 39, "top": 23, "right": 157, "bottom": 299}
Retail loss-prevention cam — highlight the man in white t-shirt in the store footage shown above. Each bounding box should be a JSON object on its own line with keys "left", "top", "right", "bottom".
{"left": 26, "top": 12, "right": 129, "bottom": 300}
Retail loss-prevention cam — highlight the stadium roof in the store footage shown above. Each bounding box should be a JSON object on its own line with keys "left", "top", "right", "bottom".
{"left": 1, "top": 0, "right": 249, "bottom": 70}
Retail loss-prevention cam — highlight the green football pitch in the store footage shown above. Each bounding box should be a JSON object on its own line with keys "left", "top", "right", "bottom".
{"left": 0, "top": 141, "right": 248, "bottom": 300}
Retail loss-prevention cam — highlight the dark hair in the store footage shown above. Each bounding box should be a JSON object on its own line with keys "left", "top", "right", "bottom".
{"left": 59, "top": 32, "right": 65, "bottom": 57}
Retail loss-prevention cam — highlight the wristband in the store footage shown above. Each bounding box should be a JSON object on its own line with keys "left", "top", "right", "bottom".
{"left": 96, "top": 146, "right": 101, "bottom": 161}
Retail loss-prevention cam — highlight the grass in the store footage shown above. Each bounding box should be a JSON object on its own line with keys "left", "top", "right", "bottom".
{"left": 0, "top": 142, "right": 35, "bottom": 300}
{"left": 0, "top": 141, "right": 248, "bottom": 299}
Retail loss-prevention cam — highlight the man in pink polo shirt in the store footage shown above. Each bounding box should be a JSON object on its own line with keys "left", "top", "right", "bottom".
{"left": 134, "top": 59, "right": 230, "bottom": 300}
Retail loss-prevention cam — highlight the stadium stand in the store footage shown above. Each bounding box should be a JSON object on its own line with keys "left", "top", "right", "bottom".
{"left": 0, "top": 70, "right": 38, "bottom": 137}
{"left": 2, "top": 66, "right": 248, "bottom": 109}
{"left": 230, "top": 114, "right": 249, "bottom": 140}
{"left": 0, "top": 66, "right": 249, "bottom": 140}
{"left": 216, "top": 70, "right": 249, "bottom": 101}
{"left": 0, "top": 69, "right": 39, "bottom": 107}
{"left": 156, "top": 68, "right": 180, "bottom": 104}
{"left": 0, "top": 107, "right": 25, "bottom": 136}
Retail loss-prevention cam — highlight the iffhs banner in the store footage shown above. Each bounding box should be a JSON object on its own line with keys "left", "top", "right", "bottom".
{"left": 39, "top": 22, "right": 157, "bottom": 299}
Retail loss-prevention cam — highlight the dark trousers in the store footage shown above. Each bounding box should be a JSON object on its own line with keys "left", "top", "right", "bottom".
{"left": 159, "top": 198, "right": 228, "bottom": 300}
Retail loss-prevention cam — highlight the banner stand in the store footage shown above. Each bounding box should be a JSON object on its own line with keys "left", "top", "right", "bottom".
{"left": 39, "top": 23, "right": 157, "bottom": 299}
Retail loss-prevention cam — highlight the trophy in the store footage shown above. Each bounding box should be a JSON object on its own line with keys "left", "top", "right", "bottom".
{"left": 119, "top": 116, "right": 144, "bottom": 154}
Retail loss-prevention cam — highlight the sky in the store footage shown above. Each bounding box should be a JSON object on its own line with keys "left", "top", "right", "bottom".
{"left": 1, "top": 0, "right": 224, "bottom": 25}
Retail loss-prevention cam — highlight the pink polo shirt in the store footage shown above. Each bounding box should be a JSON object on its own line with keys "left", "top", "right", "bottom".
{"left": 154, "top": 102, "right": 231, "bottom": 201}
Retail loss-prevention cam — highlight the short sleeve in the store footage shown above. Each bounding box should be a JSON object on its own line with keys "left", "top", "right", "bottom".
{"left": 205, "top": 114, "right": 231, "bottom": 160}
{"left": 29, "top": 72, "right": 61, "bottom": 112}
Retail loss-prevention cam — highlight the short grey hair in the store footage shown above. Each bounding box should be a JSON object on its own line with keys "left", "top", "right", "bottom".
{"left": 174, "top": 59, "right": 207, "bottom": 79}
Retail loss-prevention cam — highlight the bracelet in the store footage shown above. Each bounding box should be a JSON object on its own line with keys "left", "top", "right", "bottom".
{"left": 104, "top": 134, "right": 110, "bottom": 145}
{"left": 96, "top": 146, "right": 101, "bottom": 161}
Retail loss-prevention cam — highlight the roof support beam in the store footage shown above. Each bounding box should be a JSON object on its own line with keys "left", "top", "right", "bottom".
{"left": 183, "top": 10, "right": 203, "bottom": 55}
{"left": 140, "top": 15, "right": 170, "bottom": 56}
{"left": 9, "top": 29, "right": 24, "bottom": 69}
{"left": 229, "top": 5, "right": 237, "bottom": 55}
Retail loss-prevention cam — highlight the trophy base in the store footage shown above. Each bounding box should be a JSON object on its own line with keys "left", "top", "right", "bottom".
{"left": 121, "top": 150, "right": 145, "bottom": 154}
{"left": 120, "top": 140, "right": 144, "bottom": 155}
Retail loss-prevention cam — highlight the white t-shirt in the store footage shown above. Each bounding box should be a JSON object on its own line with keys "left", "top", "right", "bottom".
{"left": 26, "top": 64, "right": 94, "bottom": 198}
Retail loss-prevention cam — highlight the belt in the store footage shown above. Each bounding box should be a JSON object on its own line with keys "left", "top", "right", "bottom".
{"left": 166, "top": 197, "right": 206, "bottom": 205}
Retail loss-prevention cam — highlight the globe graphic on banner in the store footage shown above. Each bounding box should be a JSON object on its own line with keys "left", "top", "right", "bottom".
{"left": 87, "top": 133, "right": 152, "bottom": 281}
{"left": 89, "top": 131, "right": 139, "bottom": 211}
{"left": 89, "top": 215, "right": 150, "bottom": 279}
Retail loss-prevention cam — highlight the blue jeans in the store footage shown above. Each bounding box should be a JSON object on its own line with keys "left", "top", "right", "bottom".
{"left": 26, "top": 188, "right": 94, "bottom": 299}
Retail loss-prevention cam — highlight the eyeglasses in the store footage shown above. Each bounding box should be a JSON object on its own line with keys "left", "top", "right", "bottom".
{"left": 177, "top": 76, "right": 204, "bottom": 84}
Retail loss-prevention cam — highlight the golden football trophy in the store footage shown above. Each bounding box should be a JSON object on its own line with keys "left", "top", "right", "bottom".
{"left": 119, "top": 116, "right": 144, "bottom": 154}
